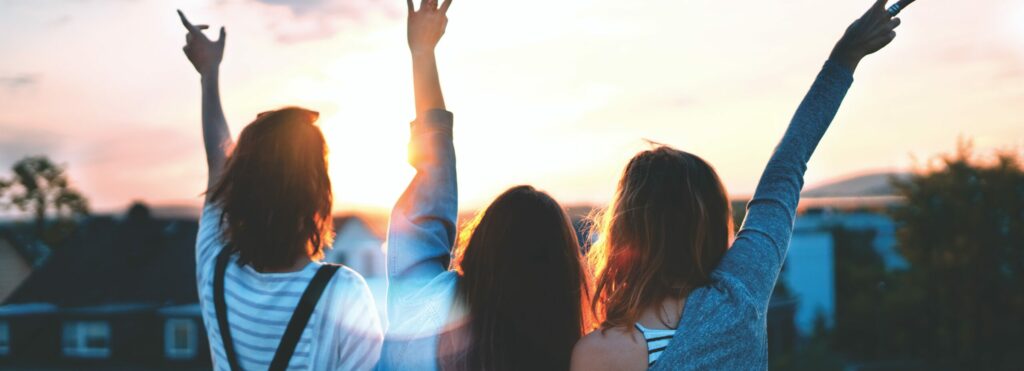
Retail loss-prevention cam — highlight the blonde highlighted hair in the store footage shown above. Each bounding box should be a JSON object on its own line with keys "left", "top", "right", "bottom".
{"left": 588, "top": 145, "right": 733, "bottom": 329}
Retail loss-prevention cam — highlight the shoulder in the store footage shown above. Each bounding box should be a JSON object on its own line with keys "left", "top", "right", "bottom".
{"left": 195, "top": 204, "right": 226, "bottom": 277}
{"left": 571, "top": 327, "right": 646, "bottom": 371}
{"left": 198, "top": 203, "right": 223, "bottom": 228}
{"left": 708, "top": 268, "right": 760, "bottom": 307}
{"left": 687, "top": 275, "right": 764, "bottom": 328}
{"left": 325, "top": 265, "right": 376, "bottom": 301}
{"left": 322, "top": 265, "right": 384, "bottom": 333}
{"left": 314, "top": 264, "right": 377, "bottom": 317}
{"left": 329, "top": 264, "right": 368, "bottom": 284}
{"left": 196, "top": 204, "right": 225, "bottom": 249}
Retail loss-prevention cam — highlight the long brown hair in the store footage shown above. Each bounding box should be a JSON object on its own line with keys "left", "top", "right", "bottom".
{"left": 589, "top": 145, "right": 733, "bottom": 329}
{"left": 440, "top": 185, "right": 593, "bottom": 371}
{"left": 208, "top": 107, "right": 334, "bottom": 272}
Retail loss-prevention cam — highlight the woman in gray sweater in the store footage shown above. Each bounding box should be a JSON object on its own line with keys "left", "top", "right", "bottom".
{"left": 572, "top": 1, "right": 904, "bottom": 370}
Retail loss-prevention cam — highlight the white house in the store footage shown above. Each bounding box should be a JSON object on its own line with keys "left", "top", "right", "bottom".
{"left": 323, "top": 215, "right": 387, "bottom": 322}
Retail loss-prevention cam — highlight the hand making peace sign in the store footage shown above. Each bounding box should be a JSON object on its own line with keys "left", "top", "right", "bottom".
{"left": 830, "top": 0, "right": 903, "bottom": 72}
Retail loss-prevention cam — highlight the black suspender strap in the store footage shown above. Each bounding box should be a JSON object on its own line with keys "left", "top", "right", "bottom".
{"left": 214, "top": 249, "right": 242, "bottom": 371}
{"left": 214, "top": 249, "right": 340, "bottom": 371}
{"left": 268, "top": 263, "right": 339, "bottom": 371}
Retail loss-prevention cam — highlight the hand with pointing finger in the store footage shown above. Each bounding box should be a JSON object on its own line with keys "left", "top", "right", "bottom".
{"left": 829, "top": 0, "right": 902, "bottom": 72}
{"left": 407, "top": 0, "right": 452, "bottom": 55}
{"left": 178, "top": 10, "right": 226, "bottom": 76}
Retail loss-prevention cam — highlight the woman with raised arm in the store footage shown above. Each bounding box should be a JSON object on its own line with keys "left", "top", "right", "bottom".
{"left": 572, "top": 1, "right": 902, "bottom": 370}
{"left": 380, "top": 1, "right": 593, "bottom": 370}
{"left": 177, "top": 11, "right": 382, "bottom": 371}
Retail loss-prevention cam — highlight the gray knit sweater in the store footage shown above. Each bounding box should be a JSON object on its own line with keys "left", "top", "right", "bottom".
{"left": 651, "top": 60, "right": 854, "bottom": 370}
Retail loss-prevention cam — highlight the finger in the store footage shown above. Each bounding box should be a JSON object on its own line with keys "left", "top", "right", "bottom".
{"left": 877, "top": 0, "right": 895, "bottom": 19}
{"left": 217, "top": 26, "right": 227, "bottom": 46}
{"left": 440, "top": 0, "right": 452, "bottom": 13}
{"left": 197, "top": 25, "right": 210, "bottom": 30}
{"left": 177, "top": 9, "right": 200, "bottom": 34}
{"left": 869, "top": 17, "right": 901, "bottom": 39}
{"left": 407, "top": 0, "right": 415, "bottom": 13}
{"left": 863, "top": 0, "right": 887, "bottom": 20}
{"left": 427, "top": 0, "right": 437, "bottom": 11}
{"left": 889, "top": 17, "right": 901, "bottom": 30}
{"left": 420, "top": 0, "right": 429, "bottom": 11}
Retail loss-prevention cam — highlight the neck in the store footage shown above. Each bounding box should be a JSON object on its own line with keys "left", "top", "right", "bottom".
{"left": 638, "top": 295, "right": 687, "bottom": 329}
{"left": 261, "top": 255, "right": 314, "bottom": 273}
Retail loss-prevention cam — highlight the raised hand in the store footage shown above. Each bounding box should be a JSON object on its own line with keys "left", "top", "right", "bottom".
{"left": 407, "top": 0, "right": 452, "bottom": 55}
{"left": 830, "top": 0, "right": 902, "bottom": 72}
{"left": 178, "top": 10, "right": 226, "bottom": 76}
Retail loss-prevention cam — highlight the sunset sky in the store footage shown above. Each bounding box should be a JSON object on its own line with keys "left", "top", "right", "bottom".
{"left": 1, "top": 0, "right": 1022, "bottom": 215}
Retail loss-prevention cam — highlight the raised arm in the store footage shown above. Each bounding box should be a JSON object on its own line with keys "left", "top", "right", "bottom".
{"left": 178, "top": 10, "right": 232, "bottom": 193}
{"left": 386, "top": 0, "right": 456, "bottom": 284}
{"left": 716, "top": 0, "right": 901, "bottom": 304}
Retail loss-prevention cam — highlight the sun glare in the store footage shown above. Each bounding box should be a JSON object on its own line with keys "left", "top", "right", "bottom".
{"left": 321, "top": 112, "right": 414, "bottom": 214}
{"left": 309, "top": 49, "right": 417, "bottom": 214}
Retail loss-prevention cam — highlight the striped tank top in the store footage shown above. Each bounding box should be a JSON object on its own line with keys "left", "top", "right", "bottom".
{"left": 634, "top": 323, "right": 676, "bottom": 368}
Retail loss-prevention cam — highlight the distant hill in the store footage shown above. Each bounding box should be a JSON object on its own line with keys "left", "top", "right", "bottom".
{"left": 802, "top": 171, "right": 911, "bottom": 198}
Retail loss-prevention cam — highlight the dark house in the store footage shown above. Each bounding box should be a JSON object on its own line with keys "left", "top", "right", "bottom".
{"left": 0, "top": 225, "right": 51, "bottom": 302}
{"left": 0, "top": 204, "right": 210, "bottom": 369}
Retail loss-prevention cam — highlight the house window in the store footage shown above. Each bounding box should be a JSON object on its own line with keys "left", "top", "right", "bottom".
{"left": 62, "top": 321, "right": 111, "bottom": 358}
{"left": 164, "top": 319, "right": 197, "bottom": 359}
{"left": 0, "top": 321, "right": 10, "bottom": 356}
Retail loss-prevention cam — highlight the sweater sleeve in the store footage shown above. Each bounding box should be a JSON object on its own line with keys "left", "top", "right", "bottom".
{"left": 714, "top": 61, "right": 854, "bottom": 307}
{"left": 384, "top": 109, "right": 458, "bottom": 320}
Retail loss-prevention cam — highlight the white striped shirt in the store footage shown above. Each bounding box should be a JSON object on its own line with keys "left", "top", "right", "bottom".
{"left": 635, "top": 323, "right": 676, "bottom": 368}
{"left": 196, "top": 205, "right": 383, "bottom": 370}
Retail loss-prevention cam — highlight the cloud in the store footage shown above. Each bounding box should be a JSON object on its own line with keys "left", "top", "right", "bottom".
{"left": 253, "top": 0, "right": 397, "bottom": 17}
{"left": 0, "top": 74, "right": 40, "bottom": 92}
{"left": 249, "top": 0, "right": 403, "bottom": 43}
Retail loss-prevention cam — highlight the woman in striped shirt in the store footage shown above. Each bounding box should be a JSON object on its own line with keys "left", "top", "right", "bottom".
{"left": 178, "top": 11, "right": 383, "bottom": 370}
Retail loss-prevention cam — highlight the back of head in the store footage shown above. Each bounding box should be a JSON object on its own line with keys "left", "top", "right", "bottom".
{"left": 209, "top": 107, "right": 334, "bottom": 272}
{"left": 590, "top": 145, "right": 732, "bottom": 329}
{"left": 441, "top": 185, "right": 591, "bottom": 370}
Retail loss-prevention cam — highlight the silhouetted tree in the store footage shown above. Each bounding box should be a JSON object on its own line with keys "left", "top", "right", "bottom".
{"left": 887, "top": 143, "right": 1024, "bottom": 369}
{"left": 0, "top": 156, "right": 89, "bottom": 243}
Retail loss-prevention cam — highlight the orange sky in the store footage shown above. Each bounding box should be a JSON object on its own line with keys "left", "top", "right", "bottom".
{"left": 0, "top": 0, "right": 1022, "bottom": 215}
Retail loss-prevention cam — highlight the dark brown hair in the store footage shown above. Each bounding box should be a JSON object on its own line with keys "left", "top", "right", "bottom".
{"left": 589, "top": 145, "right": 733, "bottom": 329}
{"left": 208, "top": 107, "right": 334, "bottom": 272}
{"left": 439, "top": 185, "right": 594, "bottom": 371}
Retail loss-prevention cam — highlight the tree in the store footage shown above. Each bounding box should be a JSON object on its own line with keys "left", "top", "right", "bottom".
{"left": 886, "top": 143, "right": 1024, "bottom": 369}
{"left": 0, "top": 156, "right": 89, "bottom": 243}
